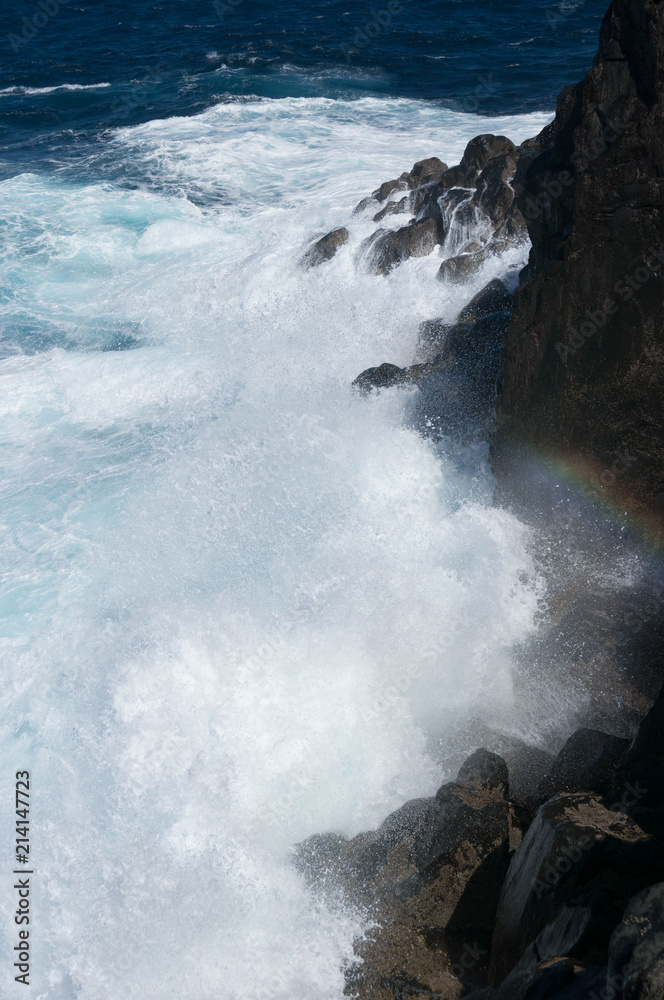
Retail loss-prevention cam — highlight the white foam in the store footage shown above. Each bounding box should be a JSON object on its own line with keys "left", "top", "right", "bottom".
{"left": 0, "top": 95, "right": 550, "bottom": 998}
{"left": 0, "top": 83, "right": 111, "bottom": 96}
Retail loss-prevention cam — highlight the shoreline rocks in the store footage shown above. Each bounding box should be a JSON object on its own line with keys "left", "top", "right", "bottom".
{"left": 298, "top": 3, "right": 664, "bottom": 997}
{"left": 297, "top": 687, "right": 664, "bottom": 1000}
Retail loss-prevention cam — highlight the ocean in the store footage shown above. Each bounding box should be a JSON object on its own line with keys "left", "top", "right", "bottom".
{"left": 0, "top": 2, "right": 606, "bottom": 998}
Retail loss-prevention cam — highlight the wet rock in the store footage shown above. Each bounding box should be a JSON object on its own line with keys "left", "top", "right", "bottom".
{"left": 297, "top": 749, "right": 522, "bottom": 1000}
{"left": 458, "top": 279, "right": 514, "bottom": 323}
{"left": 301, "top": 227, "right": 349, "bottom": 268}
{"left": 458, "top": 749, "right": 510, "bottom": 794}
{"left": 607, "top": 881, "right": 664, "bottom": 1000}
{"left": 353, "top": 195, "right": 380, "bottom": 216}
{"left": 365, "top": 218, "right": 439, "bottom": 276}
{"left": 502, "top": 743, "right": 556, "bottom": 811}
{"left": 438, "top": 250, "right": 490, "bottom": 284}
{"left": 352, "top": 362, "right": 409, "bottom": 393}
{"left": 373, "top": 196, "right": 410, "bottom": 222}
{"left": 408, "top": 156, "right": 448, "bottom": 188}
{"left": 350, "top": 752, "right": 521, "bottom": 1000}
{"left": 440, "top": 135, "right": 519, "bottom": 190}
{"left": 437, "top": 241, "right": 513, "bottom": 285}
{"left": 537, "top": 728, "right": 630, "bottom": 801}
{"left": 353, "top": 157, "right": 448, "bottom": 217}
{"left": 489, "top": 792, "right": 663, "bottom": 985}
{"left": 468, "top": 148, "right": 526, "bottom": 239}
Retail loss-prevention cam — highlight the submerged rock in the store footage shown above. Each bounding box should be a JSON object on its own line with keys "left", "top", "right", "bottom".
{"left": 300, "top": 227, "right": 349, "bottom": 268}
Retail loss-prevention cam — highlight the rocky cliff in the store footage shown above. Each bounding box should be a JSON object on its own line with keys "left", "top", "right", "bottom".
{"left": 295, "top": 3, "right": 664, "bottom": 996}
{"left": 493, "top": 0, "right": 664, "bottom": 541}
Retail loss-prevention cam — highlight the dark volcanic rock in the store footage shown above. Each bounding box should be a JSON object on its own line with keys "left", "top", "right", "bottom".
{"left": 353, "top": 362, "right": 409, "bottom": 393}
{"left": 616, "top": 677, "right": 664, "bottom": 837}
{"left": 440, "top": 135, "right": 519, "bottom": 191}
{"left": 301, "top": 227, "right": 349, "bottom": 268}
{"left": 438, "top": 250, "right": 490, "bottom": 284}
{"left": 459, "top": 280, "right": 514, "bottom": 323}
{"left": 489, "top": 957, "right": 606, "bottom": 1000}
{"left": 297, "top": 749, "right": 522, "bottom": 1000}
{"left": 492, "top": 0, "right": 664, "bottom": 537}
{"left": 458, "top": 749, "right": 510, "bottom": 794}
{"left": 351, "top": 757, "right": 520, "bottom": 1000}
{"left": 354, "top": 278, "right": 513, "bottom": 441}
{"left": 353, "top": 157, "right": 448, "bottom": 218}
{"left": 356, "top": 135, "right": 527, "bottom": 274}
{"left": 373, "top": 196, "right": 409, "bottom": 222}
{"left": 489, "top": 792, "right": 663, "bottom": 985}
{"left": 537, "top": 728, "right": 630, "bottom": 800}
{"left": 364, "top": 218, "right": 439, "bottom": 275}
{"left": 607, "top": 881, "right": 664, "bottom": 999}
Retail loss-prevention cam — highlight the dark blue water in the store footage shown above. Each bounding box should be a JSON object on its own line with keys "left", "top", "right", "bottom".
{"left": 2, "top": 0, "right": 605, "bottom": 178}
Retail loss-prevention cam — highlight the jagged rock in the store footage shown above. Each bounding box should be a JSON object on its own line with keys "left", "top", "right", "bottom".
{"left": 458, "top": 748, "right": 510, "bottom": 793}
{"left": 493, "top": 0, "right": 664, "bottom": 533}
{"left": 418, "top": 136, "right": 525, "bottom": 243}
{"left": 489, "top": 792, "right": 663, "bottom": 985}
{"left": 469, "top": 148, "right": 526, "bottom": 239}
{"left": 374, "top": 178, "right": 404, "bottom": 203}
{"left": 354, "top": 157, "right": 448, "bottom": 216}
{"left": 364, "top": 218, "right": 439, "bottom": 275}
{"left": 296, "top": 750, "right": 521, "bottom": 1000}
{"left": 301, "top": 227, "right": 349, "bottom": 268}
{"left": 356, "top": 278, "right": 511, "bottom": 440}
{"left": 353, "top": 195, "right": 380, "bottom": 216}
{"left": 372, "top": 157, "right": 447, "bottom": 203}
{"left": 349, "top": 756, "right": 520, "bottom": 998}
{"left": 607, "top": 881, "right": 664, "bottom": 1000}
{"left": 373, "top": 197, "right": 410, "bottom": 222}
{"left": 537, "top": 728, "right": 630, "bottom": 801}
{"left": 501, "top": 743, "right": 555, "bottom": 811}
{"left": 358, "top": 135, "right": 525, "bottom": 275}
{"left": 408, "top": 156, "right": 448, "bottom": 187}
{"left": 440, "top": 135, "right": 519, "bottom": 190}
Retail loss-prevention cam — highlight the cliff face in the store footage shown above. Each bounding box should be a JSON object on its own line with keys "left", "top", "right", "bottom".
{"left": 493, "top": 0, "right": 664, "bottom": 532}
